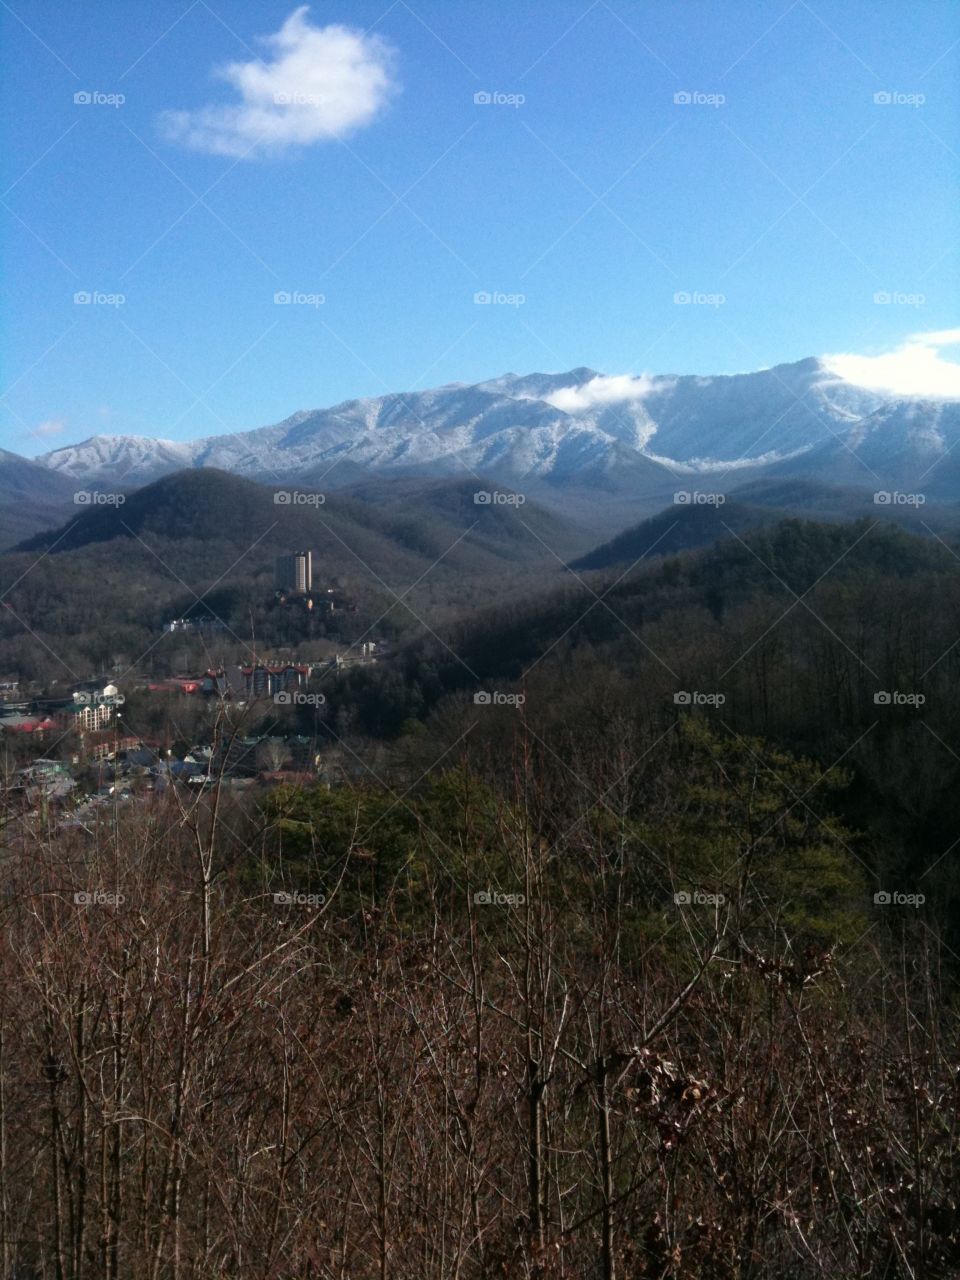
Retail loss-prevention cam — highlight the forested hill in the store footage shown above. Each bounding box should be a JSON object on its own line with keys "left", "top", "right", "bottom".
{"left": 0, "top": 448, "right": 78, "bottom": 548}
{"left": 16, "top": 467, "right": 582, "bottom": 565}
{"left": 0, "top": 469, "right": 584, "bottom": 684}
{"left": 569, "top": 499, "right": 785, "bottom": 570}
{"left": 313, "top": 514, "right": 960, "bottom": 962}
{"left": 319, "top": 515, "right": 960, "bottom": 739}
{"left": 415, "top": 517, "right": 958, "bottom": 701}
{"left": 571, "top": 480, "right": 960, "bottom": 573}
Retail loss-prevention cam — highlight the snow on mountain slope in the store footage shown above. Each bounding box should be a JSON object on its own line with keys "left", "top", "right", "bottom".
{"left": 35, "top": 358, "right": 960, "bottom": 496}
{"left": 39, "top": 435, "right": 196, "bottom": 487}
{"left": 767, "top": 399, "right": 960, "bottom": 495}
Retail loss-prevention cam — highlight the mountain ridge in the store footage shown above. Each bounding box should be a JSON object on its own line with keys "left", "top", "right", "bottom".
{"left": 21, "top": 357, "right": 960, "bottom": 508}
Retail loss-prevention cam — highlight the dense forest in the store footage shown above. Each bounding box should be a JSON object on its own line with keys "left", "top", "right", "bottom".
{"left": 310, "top": 518, "right": 960, "bottom": 958}
{"left": 0, "top": 470, "right": 582, "bottom": 684}
{"left": 2, "top": 491, "right": 960, "bottom": 1277}
{"left": 2, "top": 708, "right": 957, "bottom": 1278}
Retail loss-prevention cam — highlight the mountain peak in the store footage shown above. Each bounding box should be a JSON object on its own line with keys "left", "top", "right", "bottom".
{"left": 23, "top": 357, "right": 957, "bottom": 502}
{"left": 41, "top": 433, "right": 194, "bottom": 485}
{"left": 475, "top": 367, "right": 603, "bottom": 399}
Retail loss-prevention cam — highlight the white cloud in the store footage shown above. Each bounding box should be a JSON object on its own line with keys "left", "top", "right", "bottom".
{"left": 160, "top": 7, "right": 396, "bottom": 157}
{"left": 912, "top": 326, "right": 960, "bottom": 346}
{"left": 33, "top": 418, "right": 66, "bottom": 439}
{"left": 823, "top": 328, "right": 960, "bottom": 399}
{"left": 546, "top": 374, "right": 660, "bottom": 414}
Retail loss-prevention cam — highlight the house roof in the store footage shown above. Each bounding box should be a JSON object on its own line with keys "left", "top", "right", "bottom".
{"left": 0, "top": 713, "right": 55, "bottom": 732}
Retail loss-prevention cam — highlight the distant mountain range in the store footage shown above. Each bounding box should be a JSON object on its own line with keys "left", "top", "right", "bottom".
{"left": 3, "top": 357, "right": 959, "bottom": 548}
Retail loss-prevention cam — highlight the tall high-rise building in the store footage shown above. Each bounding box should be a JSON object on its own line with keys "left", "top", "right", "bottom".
{"left": 275, "top": 550, "right": 312, "bottom": 595}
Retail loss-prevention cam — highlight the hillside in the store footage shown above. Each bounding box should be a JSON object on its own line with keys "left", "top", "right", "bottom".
{"left": 423, "top": 518, "right": 958, "bottom": 698}
{"left": 17, "top": 467, "right": 583, "bottom": 566}
{"left": 571, "top": 478, "right": 960, "bottom": 572}
{"left": 335, "top": 474, "right": 588, "bottom": 562}
{"left": 569, "top": 499, "right": 785, "bottom": 571}
{"left": 311, "top": 517, "right": 960, "bottom": 963}
{"left": 0, "top": 469, "right": 585, "bottom": 685}
{"left": 0, "top": 449, "right": 78, "bottom": 549}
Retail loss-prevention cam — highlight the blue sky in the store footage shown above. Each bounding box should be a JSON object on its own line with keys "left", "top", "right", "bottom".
{"left": 2, "top": 0, "right": 958, "bottom": 456}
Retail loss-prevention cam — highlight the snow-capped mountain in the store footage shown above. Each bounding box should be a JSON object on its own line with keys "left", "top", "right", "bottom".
{"left": 39, "top": 435, "right": 196, "bottom": 487}
{"left": 34, "top": 358, "right": 960, "bottom": 498}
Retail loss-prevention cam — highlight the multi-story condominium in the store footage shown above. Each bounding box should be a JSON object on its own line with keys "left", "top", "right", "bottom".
{"left": 275, "top": 551, "right": 312, "bottom": 595}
